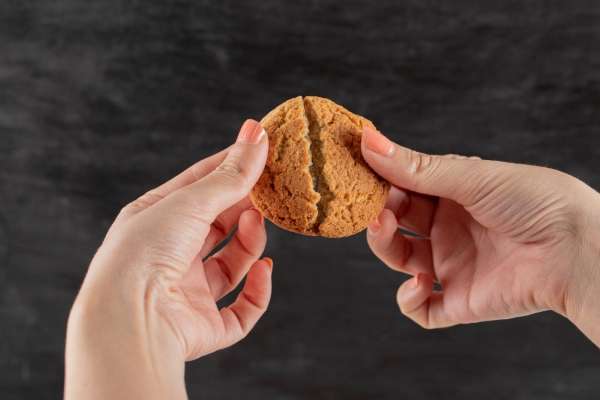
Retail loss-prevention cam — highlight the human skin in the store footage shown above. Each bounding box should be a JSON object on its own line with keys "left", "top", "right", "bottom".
{"left": 362, "top": 126, "right": 600, "bottom": 346}
{"left": 64, "top": 119, "right": 271, "bottom": 400}
{"left": 65, "top": 119, "right": 600, "bottom": 399}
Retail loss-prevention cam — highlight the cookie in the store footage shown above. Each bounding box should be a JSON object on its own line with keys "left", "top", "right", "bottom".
{"left": 250, "top": 96, "right": 389, "bottom": 238}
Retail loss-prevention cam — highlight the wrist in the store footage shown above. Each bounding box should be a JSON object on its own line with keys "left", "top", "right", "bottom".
{"left": 65, "top": 276, "right": 187, "bottom": 399}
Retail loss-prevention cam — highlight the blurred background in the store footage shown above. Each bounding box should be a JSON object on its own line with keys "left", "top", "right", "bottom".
{"left": 1, "top": 1, "right": 600, "bottom": 399}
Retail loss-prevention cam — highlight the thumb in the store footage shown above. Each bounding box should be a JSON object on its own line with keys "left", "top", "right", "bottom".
{"left": 361, "top": 126, "right": 504, "bottom": 206}
{"left": 180, "top": 119, "right": 268, "bottom": 221}
{"left": 138, "top": 119, "right": 268, "bottom": 267}
{"left": 114, "top": 119, "right": 267, "bottom": 278}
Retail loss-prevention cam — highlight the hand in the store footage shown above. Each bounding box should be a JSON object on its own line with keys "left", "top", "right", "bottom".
{"left": 361, "top": 127, "right": 600, "bottom": 345}
{"left": 65, "top": 120, "right": 272, "bottom": 400}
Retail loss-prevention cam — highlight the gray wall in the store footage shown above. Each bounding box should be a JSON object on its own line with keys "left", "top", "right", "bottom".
{"left": 1, "top": 1, "right": 599, "bottom": 399}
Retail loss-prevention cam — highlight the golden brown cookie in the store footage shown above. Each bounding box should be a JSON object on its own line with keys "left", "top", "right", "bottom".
{"left": 250, "top": 96, "right": 389, "bottom": 238}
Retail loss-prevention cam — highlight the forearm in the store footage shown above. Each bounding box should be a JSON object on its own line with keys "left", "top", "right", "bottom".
{"left": 64, "top": 282, "right": 187, "bottom": 400}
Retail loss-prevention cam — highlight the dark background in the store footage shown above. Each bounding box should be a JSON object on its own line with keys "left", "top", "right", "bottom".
{"left": 1, "top": 1, "right": 600, "bottom": 399}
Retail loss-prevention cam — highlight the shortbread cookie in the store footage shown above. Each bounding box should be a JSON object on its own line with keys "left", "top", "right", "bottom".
{"left": 250, "top": 96, "right": 389, "bottom": 238}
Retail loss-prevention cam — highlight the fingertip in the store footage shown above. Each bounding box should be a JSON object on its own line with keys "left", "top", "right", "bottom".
{"left": 239, "top": 208, "right": 264, "bottom": 231}
{"left": 367, "top": 208, "right": 401, "bottom": 258}
{"left": 381, "top": 208, "right": 398, "bottom": 225}
{"left": 396, "top": 276, "right": 414, "bottom": 304}
{"left": 367, "top": 213, "right": 382, "bottom": 236}
{"left": 397, "top": 273, "right": 433, "bottom": 313}
{"left": 262, "top": 257, "right": 273, "bottom": 272}
{"left": 237, "top": 119, "right": 266, "bottom": 145}
{"left": 367, "top": 208, "right": 396, "bottom": 237}
{"left": 361, "top": 126, "right": 376, "bottom": 151}
{"left": 368, "top": 208, "right": 431, "bottom": 276}
{"left": 247, "top": 258, "right": 273, "bottom": 283}
{"left": 362, "top": 126, "right": 396, "bottom": 158}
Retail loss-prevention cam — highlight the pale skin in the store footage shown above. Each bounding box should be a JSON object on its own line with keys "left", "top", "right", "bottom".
{"left": 65, "top": 120, "right": 600, "bottom": 399}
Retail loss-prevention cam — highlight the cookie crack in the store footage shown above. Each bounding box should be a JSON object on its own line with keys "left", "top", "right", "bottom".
{"left": 303, "top": 97, "right": 334, "bottom": 234}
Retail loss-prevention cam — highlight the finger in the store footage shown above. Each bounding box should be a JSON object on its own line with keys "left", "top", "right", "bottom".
{"left": 204, "top": 209, "right": 266, "bottom": 299}
{"left": 400, "top": 192, "right": 437, "bottom": 238}
{"left": 118, "top": 147, "right": 230, "bottom": 221}
{"left": 198, "top": 199, "right": 253, "bottom": 259}
{"left": 184, "top": 119, "right": 267, "bottom": 220}
{"left": 219, "top": 258, "right": 273, "bottom": 348}
{"left": 442, "top": 154, "right": 482, "bottom": 161}
{"left": 384, "top": 185, "right": 410, "bottom": 216}
{"left": 138, "top": 119, "right": 268, "bottom": 269}
{"left": 397, "top": 274, "right": 456, "bottom": 329}
{"left": 367, "top": 209, "right": 434, "bottom": 276}
{"left": 361, "top": 126, "right": 504, "bottom": 206}
{"left": 182, "top": 208, "right": 264, "bottom": 300}
{"left": 386, "top": 186, "right": 437, "bottom": 237}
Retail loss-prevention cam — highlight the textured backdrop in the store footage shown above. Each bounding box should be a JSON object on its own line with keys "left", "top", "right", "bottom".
{"left": 1, "top": 1, "right": 600, "bottom": 399}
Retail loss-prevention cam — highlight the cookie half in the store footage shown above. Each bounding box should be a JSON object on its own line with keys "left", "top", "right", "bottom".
{"left": 250, "top": 96, "right": 389, "bottom": 238}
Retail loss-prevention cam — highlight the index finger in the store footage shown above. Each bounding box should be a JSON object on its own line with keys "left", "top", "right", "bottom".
{"left": 119, "top": 120, "right": 268, "bottom": 275}
{"left": 117, "top": 146, "right": 232, "bottom": 221}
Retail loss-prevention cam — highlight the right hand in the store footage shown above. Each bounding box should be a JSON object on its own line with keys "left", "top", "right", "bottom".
{"left": 361, "top": 127, "right": 600, "bottom": 346}
{"left": 65, "top": 119, "right": 272, "bottom": 400}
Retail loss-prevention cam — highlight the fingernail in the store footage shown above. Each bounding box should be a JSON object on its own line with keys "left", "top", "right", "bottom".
{"left": 367, "top": 214, "right": 382, "bottom": 235}
{"left": 364, "top": 126, "right": 395, "bottom": 157}
{"left": 263, "top": 257, "right": 273, "bottom": 271}
{"left": 237, "top": 119, "right": 265, "bottom": 144}
{"left": 258, "top": 212, "right": 264, "bottom": 226}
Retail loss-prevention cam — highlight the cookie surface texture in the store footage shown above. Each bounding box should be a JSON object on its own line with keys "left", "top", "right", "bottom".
{"left": 250, "top": 96, "right": 389, "bottom": 238}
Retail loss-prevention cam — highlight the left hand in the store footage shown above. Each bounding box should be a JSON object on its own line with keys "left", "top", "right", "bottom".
{"left": 65, "top": 119, "right": 271, "bottom": 400}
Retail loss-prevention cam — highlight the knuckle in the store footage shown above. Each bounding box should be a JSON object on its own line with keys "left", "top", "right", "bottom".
{"left": 213, "top": 160, "right": 248, "bottom": 188}
{"left": 121, "top": 201, "right": 143, "bottom": 216}
{"left": 242, "top": 291, "right": 266, "bottom": 311}
{"left": 398, "top": 303, "right": 431, "bottom": 329}
{"left": 406, "top": 151, "right": 443, "bottom": 191}
{"left": 115, "top": 206, "right": 131, "bottom": 221}
{"left": 408, "top": 151, "right": 439, "bottom": 177}
{"left": 398, "top": 308, "right": 429, "bottom": 329}
{"left": 215, "top": 160, "right": 242, "bottom": 177}
{"left": 443, "top": 153, "right": 466, "bottom": 160}
{"left": 417, "top": 320, "right": 434, "bottom": 330}
{"left": 210, "top": 216, "right": 229, "bottom": 238}
{"left": 442, "top": 153, "right": 481, "bottom": 161}
{"left": 188, "top": 163, "right": 205, "bottom": 181}
{"left": 409, "top": 151, "right": 429, "bottom": 174}
{"left": 123, "top": 190, "right": 165, "bottom": 215}
{"left": 239, "top": 328, "right": 250, "bottom": 338}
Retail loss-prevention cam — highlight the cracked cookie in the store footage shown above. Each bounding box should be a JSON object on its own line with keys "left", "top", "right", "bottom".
{"left": 250, "top": 96, "right": 389, "bottom": 238}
